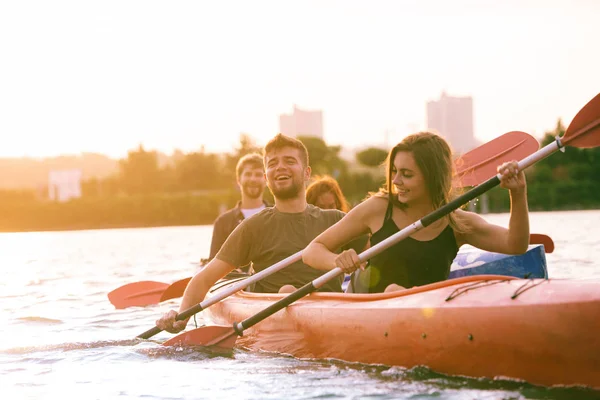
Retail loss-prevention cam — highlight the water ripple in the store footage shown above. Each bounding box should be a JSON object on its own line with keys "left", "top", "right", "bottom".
{"left": 1, "top": 219, "right": 599, "bottom": 399}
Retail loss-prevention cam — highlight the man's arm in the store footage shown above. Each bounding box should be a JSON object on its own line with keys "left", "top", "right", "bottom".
{"left": 179, "top": 258, "right": 235, "bottom": 312}
{"left": 156, "top": 258, "right": 235, "bottom": 333}
{"left": 208, "top": 215, "right": 228, "bottom": 261}
{"left": 158, "top": 218, "right": 251, "bottom": 333}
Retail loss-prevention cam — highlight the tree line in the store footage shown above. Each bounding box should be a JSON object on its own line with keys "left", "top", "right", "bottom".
{"left": 1, "top": 121, "right": 599, "bottom": 232}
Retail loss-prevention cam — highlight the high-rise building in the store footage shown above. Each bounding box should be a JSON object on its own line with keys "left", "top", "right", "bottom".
{"left": 279, "top": 105, "right": 323, "bottom": 139}
{"left": 426, "top": 92, "right": 477, "bottom": 154}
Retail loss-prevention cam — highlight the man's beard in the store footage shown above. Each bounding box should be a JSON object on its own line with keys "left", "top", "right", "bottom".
{"left": 242, "top": 184, "right": 263, "bottom": 200}
{"left": 270, "top": 178, "right": 304, "bottom": 200}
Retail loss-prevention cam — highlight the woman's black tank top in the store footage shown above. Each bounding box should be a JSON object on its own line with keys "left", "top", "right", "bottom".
{"left": 365, "top": 201, "right": 459, "bottom": 293}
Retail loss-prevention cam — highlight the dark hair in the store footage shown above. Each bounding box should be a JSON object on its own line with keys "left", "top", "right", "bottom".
{"left": 306, "top": 175, "right": 350, "bottom": 212}
{"left": 236, "top": 153, "right": 264, "bottom": 180}
{"left": 377, "top": 131, "right": 465, "bottom": 231}
{"left": 263, "top": 133, "right": 309, "bottom": 168}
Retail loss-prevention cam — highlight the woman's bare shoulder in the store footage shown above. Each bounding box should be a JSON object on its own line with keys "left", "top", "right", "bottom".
{"left": 353, "top": 195, "right": 388, "bottom": 215}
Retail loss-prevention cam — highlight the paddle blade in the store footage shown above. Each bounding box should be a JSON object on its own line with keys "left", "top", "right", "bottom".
{"left": 107, "top": 281, "right": 169, "bottom": 309}
{"left": 455, "top": 131, "right": 539, "bottom": 187}
{"left": 162, "top": 325, "right": 237, "bottom": 349}
{"left": 159, "top": 277, "right": 192, "bottom": 302}
{"left": 564, "top": 93, "right": 600, "bottom": 148}
{"left": 530, "top": 233, "right": 554, "bottom": 254}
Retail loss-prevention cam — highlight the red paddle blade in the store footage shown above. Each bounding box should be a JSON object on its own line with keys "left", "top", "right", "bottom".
{"left": 564, "top": 92, "right": 600, "bottom": 148}
{"left": 455, "top": 131, "right": 539, "bottom": 187}
{"left": 529, "top": 233, "right": 554, "bottom": 254}
{"left": 107, "top": 281, "right": 169, "bottom": 309}
{"left": 159, "top": 277, "right": 192, "bottom": 302}
{"left": 162, "top": 325, "right": 237, "bottom": 349}
{"left": 562, "top": 93, "right": 600, "bottom": 149}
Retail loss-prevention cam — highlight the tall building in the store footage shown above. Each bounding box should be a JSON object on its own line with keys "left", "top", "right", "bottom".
{"left": 279, "top": 105, "right": 323, "bottom": 139}
{"left": 426, "top": 92, "right": 477, "bottom": 154}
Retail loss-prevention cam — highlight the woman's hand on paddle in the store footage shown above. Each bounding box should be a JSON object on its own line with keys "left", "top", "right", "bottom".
{"left": 335, "top": 249, "right": 366, "bottom": 274}
{"left": 498, "top": 160, "right": 526, "bottom": 193}
{"left": 156, "top": 310, "right": 187, "bottom": 334}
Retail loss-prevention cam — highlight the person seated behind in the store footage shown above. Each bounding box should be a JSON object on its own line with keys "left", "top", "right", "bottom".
{"left": 204, "top": 153, "right": 270, "bottom": 273}
{"left": 302, "top": 131, "right": 530, "bottom": 293}
{"left": 302, "top": 175, "right": 363, "bottom": 293}
{"left": 156, "top": 134, "right": 366, "bottom": 334}
{"left": 306, "top": 175, "right": 350, "bottom": 212}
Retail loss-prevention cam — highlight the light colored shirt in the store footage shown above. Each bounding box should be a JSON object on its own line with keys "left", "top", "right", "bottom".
{"left": 240, "top": 204, "right": 266, "bottom": 219}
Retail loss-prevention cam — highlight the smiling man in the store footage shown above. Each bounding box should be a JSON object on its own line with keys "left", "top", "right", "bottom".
{"left": 157, "top": 133, "right": 366, "bottom": 334}
{"left": 206, "top": 153, "right": 269, "bottom": 264}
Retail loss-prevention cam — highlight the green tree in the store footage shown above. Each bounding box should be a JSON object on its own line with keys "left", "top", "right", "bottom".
{"left": 297, "top": 135, "right": 348, "bottom": 178}
{"left": 118, "top": 144, "right": 162, "bottom": 194}
{"left": 223, "top": 133, "right": 263, "bottom": 183}
{"left": 522, "top": 118, "right": 600, "bottom": 210}
{"left": 174, "top": 151, "right": 223, "bottom": 191}
{"left": 337, "top": 171, "right": 385, "bottom": 205}
{"left": 356, "top": 147, "right": 388, "bottom": 168}
{"left": 235, "top": 133, "right": 262, "bottom": 157}
{"left": 81, "top": 177, "right": 101, "bottom": 197}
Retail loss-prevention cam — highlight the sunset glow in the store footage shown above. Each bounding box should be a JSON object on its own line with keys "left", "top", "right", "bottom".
{"left": 1, "top": 0, "right": 599, "bottom": 158}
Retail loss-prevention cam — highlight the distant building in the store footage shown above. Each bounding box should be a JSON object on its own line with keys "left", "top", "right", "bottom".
{"left": 279, "top": 105, "right": 324, "bottom": 139}
{"left": 48, "top": 169, "right": 82, "bottom": 202}
{"left": 426, "top": 92, "right": 477, "bottom": 154}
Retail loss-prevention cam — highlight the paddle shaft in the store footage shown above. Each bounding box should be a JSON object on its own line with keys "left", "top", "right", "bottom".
{"left": 137, "top": 129, "right": 541, "bottom": 341}
{"left": 232, "top": 137, "right": 564, "bottom": 335}
{"left": 137, "top": 251, "right": 303, "bottom": 339}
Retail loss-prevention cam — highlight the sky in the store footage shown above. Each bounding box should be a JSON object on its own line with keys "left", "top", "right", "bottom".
{"left": 1, "top": 0, "right": 599, "bottom": 158}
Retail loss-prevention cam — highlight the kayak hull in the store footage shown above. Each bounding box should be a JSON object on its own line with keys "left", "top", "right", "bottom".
{"left": 205, "top": 276, "right": 600, "bottom": 388}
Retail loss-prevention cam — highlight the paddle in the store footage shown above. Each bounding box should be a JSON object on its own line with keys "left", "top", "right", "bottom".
{"left": 108, "top": 281, "right": 169, "bottom": 310}
{"left": 161, "top": 91, "right": 600, "bottom": 348}
{"left": 135, "top": 130, "right": 538, "bottom": 340}
{"left": 155, "top": 231, "right": 552, "bottom": 308}
{"left": 136, "top": 250, "right": 303, "bottom": 339}
{"left": 135, "top": 231, "right": 553, "bottom": 307}
{"left": 159, "top": 277, "right": 193, "bottom": 302}
{"left": 121, "top": 232, "right": 551, "bottom": 309}
{"left": 529, "top": 233, "right": 554, "bottom": 253}
{"left": 111, "top": 131, "right": 539, "bottom": 310}
{"left": 125, "top": 229, "right": 554, "bottom": 306}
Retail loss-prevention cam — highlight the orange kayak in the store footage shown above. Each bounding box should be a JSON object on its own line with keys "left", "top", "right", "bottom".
{"left": 205, "top": 275, "right": 600, "bottom": 388}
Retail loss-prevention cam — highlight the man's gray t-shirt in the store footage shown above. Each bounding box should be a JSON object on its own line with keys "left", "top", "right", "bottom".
{"left": 215, "top": 204, "right": 365, "bottom": 293}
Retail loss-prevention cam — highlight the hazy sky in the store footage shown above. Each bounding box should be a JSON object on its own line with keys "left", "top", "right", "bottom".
{"left": 1, "top": 0, "right": 599, "bottom": 158}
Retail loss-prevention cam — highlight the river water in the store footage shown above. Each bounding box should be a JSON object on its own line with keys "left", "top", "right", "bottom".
{"left": 1, "top": 210, "right": 599, "bottom": 399}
